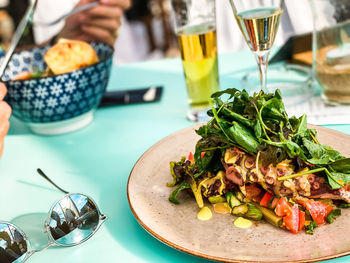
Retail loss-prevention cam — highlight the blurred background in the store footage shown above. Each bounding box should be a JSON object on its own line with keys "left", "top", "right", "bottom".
{"left": 0, "top": 0, "right": 317, "bottom": 65}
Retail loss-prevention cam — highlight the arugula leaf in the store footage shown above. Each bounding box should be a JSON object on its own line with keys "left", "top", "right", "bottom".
{"left": 260, "top": 97, "right": 286, "bottom": 121}
{"left": 220, "top": 107, "right": 255, "bottom": 128}
{"left": 327, "top": 172, "right": 350, "bottom": 189}
{"left": 259, "top": 144, "right": 288, "bottom": 165}
{"left": 330, "top": 158, "right": 350, "bottom": 173}
{"left": 303, "top": 138, "right": 342, "bottom": 165}
{"left": 195, "top": 124, "right": 229, "bottom": 144}
{"left": 194, "top": 138, "right": 224, "bottom": 173}
{"left": 227, "top": 121, "right": 259, "bottom": 154}
{"left": 294, "top": 114, "right": 308, "bottom": 137}
{"left": 211, "top": 88, "right": 240, "bottom": 101}
{"left": 168, "top": 182, "right": 191, "bottom": 204}
{"left": 254, "top": 119, "right": 262, "bottom": 139}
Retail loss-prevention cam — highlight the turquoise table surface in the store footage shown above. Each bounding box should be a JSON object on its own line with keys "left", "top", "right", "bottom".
{"left": 3, "top": 50, "right": 350, "bottom": 263}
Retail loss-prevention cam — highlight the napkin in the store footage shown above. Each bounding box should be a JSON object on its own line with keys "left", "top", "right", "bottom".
{"left": 285, "top": 96, "right": 350, "bottom": 125}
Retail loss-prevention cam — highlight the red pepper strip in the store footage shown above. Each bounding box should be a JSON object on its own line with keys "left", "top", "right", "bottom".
{"left": 260, "top": 192, "right": 273, "bottom": 207}
{"left": 201, "top": 152, "right": 206, "bottom": 159}
{"left": 188, "top": 152, "right": 194, "bottom": 164}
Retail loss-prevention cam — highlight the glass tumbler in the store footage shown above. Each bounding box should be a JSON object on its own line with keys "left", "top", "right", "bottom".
{"left": 312, "top": 0, "right": 350, "bottom": 105}
{"left": 171, "top": 0, "right": 219, "bottom": 122}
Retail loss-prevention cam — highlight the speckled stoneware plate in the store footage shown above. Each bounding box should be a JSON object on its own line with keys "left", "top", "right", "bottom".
{"left": 127, "top": 124, "right": 350, "bottom": 263}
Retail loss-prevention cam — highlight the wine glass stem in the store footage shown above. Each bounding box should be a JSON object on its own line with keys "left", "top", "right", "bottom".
{"left": 255, "top": 51, "right": 270, "bottom": 92}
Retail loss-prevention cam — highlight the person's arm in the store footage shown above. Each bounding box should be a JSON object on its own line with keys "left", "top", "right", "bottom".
{"left": 57, "top": 0, "right": 131, "bottom": 46}
{"left": 0, "top": 83, "right": 11, "bottom": 157}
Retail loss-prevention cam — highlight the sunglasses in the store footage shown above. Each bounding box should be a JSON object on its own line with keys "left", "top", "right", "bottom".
{"left": 0, "top": 169, "right": 107, "bottom": 263}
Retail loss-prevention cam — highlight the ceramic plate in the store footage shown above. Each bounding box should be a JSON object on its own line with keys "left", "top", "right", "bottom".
{"left": 127, "top": 125, "right": 350, "bottom": 263}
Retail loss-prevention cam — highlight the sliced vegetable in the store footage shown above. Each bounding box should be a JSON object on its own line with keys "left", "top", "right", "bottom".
{"left": 208, "top": 195, "right": 226, "bottom": 204}
{"left": 235, "top": 191, "right": 245, "bottom": 202}
{"left": 275, "top": 197, "right": 292, "bottom": 217}
{"left": 201, "top": 152, "right": 206, "bottom": 159}
{"left": 268, "top": 197, "right": 279, "bottom": 209}
{"left": 283, "top": 204, "right": 300, "bottom": 234}
{"left": 260, "top": 192, "right": 273, "bottom": 207}
{"left": 256, "top": 204, "right": 282, "bottom": 227}
{"left": 226, "top": 192, "right": 241, "bottom": 208}
{"left": 232, "top": 204, "right": 249, "bottom": 216}
{"left": 191, "top": 182, "right": 204, "bottom": 208}
{"left": 298, "top": 210, "right": 305, "bottom": 231}
{"left": 305, "top": 200, "right": 334, "bottom": 225}
{"left": 245, "top": 203, "right": 263, "bottom": 220}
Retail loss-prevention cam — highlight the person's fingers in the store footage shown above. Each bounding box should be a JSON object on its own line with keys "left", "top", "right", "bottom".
{"left": 84, "top": 17, "right": 121, "bottom": 32}
{"left": 100, "top": 0, "right": 131, "bottom": 10}
{"left": 0, "top": 118, "right": 10, "bottom": 137}
{"left": 0, "top": 119, "right": 9, "bottom": 157}
{"left": 0, "top": 101, "right": 11, "bottom": 120}
{"left": 0, "top": 118, "right": 10, "bottom": 139}
{"left": 0, "top": 140, "right": 3, "bottom": 157}
{"left": 81, "top": 25, "right": 115, "bottom": 46}
{"left": 88, "top": 5, "right": 123, "bottom": 19}
{"left": 76, "top": 0, "right": 94, "bottom": 7}
{"left": 0, "top": 83, "right": 7, "bottom": 100}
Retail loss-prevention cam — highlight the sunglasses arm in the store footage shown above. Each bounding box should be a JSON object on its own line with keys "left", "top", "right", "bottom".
{"left": 21, "top": 242, "right": 55, "bottom": 263}
{"left": 37, "top": 169, "right": 69, "bottom": 194}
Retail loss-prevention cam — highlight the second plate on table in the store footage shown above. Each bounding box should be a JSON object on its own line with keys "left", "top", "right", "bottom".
{"left": 127, "top": 124, "right": 350, "bottom": 263}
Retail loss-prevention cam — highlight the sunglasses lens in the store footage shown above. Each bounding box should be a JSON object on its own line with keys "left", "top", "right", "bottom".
{"left": 48, "top": 194, "right": 100, "bottom": 245}
{"left": 0, "top": 223, "right": 27, "bottom": 263}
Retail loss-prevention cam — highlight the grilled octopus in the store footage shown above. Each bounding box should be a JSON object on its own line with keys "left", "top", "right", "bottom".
{"left": 222, "top": 147, "right": 350, "bottom": 203}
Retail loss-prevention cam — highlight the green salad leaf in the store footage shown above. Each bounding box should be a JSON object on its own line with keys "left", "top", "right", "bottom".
{"left": 330, "top": 158, "right": 350, "bottom": 173}
{"left": 168, "top": 182, "right": 191, "bottom": 204}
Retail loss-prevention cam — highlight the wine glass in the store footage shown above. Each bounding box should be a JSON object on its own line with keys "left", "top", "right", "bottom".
{"left": 229, "top": 0, "right": 284, "bottom": 92}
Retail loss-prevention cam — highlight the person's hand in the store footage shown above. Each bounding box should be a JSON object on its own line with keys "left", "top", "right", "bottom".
{"left": 58, "top": 0, "right": 131, "bottom": 46}
{"left": 0, "top": 83, "right": 11, "bottom": 157}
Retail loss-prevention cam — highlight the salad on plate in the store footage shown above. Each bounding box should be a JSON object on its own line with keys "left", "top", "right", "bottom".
{"left": 168, "top": 88, "right": 350, "bottom": 234}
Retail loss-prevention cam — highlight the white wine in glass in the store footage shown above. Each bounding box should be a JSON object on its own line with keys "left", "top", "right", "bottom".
{"left": 229, "top": 0, "right": 284, "bottom": 92}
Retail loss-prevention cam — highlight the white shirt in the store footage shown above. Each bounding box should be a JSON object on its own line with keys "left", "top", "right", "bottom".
{"left": 30, "top": 0, "right": 315, "bottom": 62}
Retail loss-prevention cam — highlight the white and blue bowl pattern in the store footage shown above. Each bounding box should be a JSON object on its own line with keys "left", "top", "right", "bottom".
{"left": 3, "top": 42, "right": 113, "bottom": 123}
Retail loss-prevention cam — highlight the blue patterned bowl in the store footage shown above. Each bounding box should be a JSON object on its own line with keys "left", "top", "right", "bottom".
{"left": 3, "top": 42, "right": 113, "bottom": 135}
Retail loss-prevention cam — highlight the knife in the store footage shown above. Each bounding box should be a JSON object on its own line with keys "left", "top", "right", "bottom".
{"left": 0, "top": 0, "right": 38, "bottom": 80}
{"left": 99, "top": 86, "right": 163, "bottom": 107}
